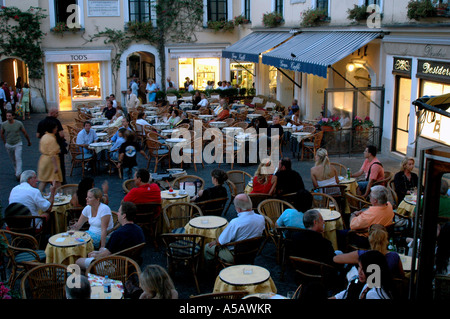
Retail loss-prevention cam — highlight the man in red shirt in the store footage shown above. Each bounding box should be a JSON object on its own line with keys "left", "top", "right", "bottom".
{"left": 123, "top": 168, "right": 161, "bottom": 204}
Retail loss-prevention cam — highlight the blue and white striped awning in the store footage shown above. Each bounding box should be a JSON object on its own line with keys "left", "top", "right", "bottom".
{"left": 262, "top": 31, "right": 383, "bottom": 78}
{"left": 222, "top": 31, "right": 293, "bottom": 63}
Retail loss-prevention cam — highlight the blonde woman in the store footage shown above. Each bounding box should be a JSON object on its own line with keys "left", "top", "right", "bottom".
{"left": 139, "top": 264, "right": 178, "bottom": 299}
{"left": 71, "top": 188, "right": 114, "bottom": 249}
{"left": 250, "top": 159, "right": 277, "bottom": 195}
{"left": 310, "top": 148, "right": 339, "bottom": 188}
{"left": 333, "top": 224, "right": 405, "bottom": 279}
{"left": 393, "top": 156, "right": 419, "bottom": 203}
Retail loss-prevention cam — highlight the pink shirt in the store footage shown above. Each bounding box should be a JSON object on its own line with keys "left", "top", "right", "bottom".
{"left": 361, "top": 157, "right": 385, "bottom": 182}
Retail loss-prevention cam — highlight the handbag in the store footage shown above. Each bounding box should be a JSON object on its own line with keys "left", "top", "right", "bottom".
{"left": 15, "top": 103, "right": 23, "bottom": 117}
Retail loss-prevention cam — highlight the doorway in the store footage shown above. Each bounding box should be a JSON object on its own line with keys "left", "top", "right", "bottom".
{"left": 393, "top": 76, "right": 411, "bottom": 154}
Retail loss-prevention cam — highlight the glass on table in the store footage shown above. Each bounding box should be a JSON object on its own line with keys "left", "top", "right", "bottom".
{"left": 328, "top": 201, "right": 336, "bottom": 211}
{"left": 67, "top": 220, "right": 77, "bottom": 236}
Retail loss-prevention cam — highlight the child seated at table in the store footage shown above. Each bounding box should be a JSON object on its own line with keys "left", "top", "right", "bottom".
{"left": 109, "top": 128, "right": 126, "bottom": 161}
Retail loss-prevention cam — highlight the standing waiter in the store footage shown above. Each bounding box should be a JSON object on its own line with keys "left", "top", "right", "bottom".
{"left": 37, "top": 107, "right": 68, "bottom": 184}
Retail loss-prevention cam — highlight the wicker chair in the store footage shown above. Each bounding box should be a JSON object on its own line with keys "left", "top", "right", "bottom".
{"left": 110, "top": 242, "right": 146, "bottom": 265}
{"left": 122, "top": 179, "right": 136, "bottom": 194}
{"left": 163, "top": 202, "right": 203, "bottom": 233}
{"left": 300, "top": 131, "right": 324, "bottom": 161}
{"left": 330, "top": 162, "right": 348, "bottom": 177}
{"left": 68, "top": 142, "right": 95, "bottom": 177}
{"left": 146, "top": 138, "right": 171, "bottom": 173}
{"left": 214, "top": 236, "right": 264, "bottom": 270}
{"left": 21, "top": 263, "right": 68, "bottom": 299}
{"left": 134, "top": 203, "right": 162, "bottom": 249}
{"left": 172, "top": 175, "right": 205, "bottom": 196}
{"left": 195, "top": 197, "right": 229, "bottom": 217}
{"left": 226, "top": 170, "right": 252, "bottom": 195}
{"left": 55, "top": 184, "right": 78, "bottom": 196}
{"left": 86, "top": 255, "right": 142, "bottom": 286}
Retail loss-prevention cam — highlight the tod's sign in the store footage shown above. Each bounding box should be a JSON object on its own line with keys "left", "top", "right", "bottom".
{"left": 417, "top": 60, "right": 450, "bottom": 82}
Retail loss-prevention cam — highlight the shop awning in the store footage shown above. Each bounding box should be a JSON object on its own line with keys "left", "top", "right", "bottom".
{"left": 261, "top": 31, "right": 383, "bottom": 78}
{"left": 222, "top": 31, "right": 293, "bottom": 63}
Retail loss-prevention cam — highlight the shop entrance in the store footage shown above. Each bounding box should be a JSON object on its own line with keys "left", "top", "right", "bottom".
{"left": 178, "top": 58, "right": 220, "bottom": 91}
{"left": 56, "top": 62, "right": 102, "bottom": 111}
{"left": 230, "top": 62, "right": 254, "bottom": 94}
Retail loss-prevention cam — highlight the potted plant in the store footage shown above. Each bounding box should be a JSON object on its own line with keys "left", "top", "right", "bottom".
{"left": 407, "top": 0, "right": 436, "bottom": 20}
{"left": 436, "top": 2, "right": 448, "bottom": 16}
{"left": 318, "top": 117, "right": 341, "bottom": 131}
{"left": 353, "top": 116, "right": 374, "bottom": 131}
{"left": 262, "top": 12, "right": 284, "bottom": 28}
{"left": 234, "top": 15, "right": 250, "bottom": 26}
{"left": 207, "top": 20, "right": 235, "bottom": 32}
{"left": 0, "top": 281, "right": 20, "bottom": 299}
{"left": 300, "top": 8, "right": 329, "bottom": 27}
{"left": 347, "top": 4, "right": 369, "bottom": 21}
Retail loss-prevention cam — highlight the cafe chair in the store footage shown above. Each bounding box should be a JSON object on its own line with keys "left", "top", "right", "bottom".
{"left": 134, "top": 203, "right": 162, "bottom": 249}
{"left": 310, "top": 192, "right": 340, "bottom": 211}
{"left": 55, "top": 184, "right": 78, "bottom": 196}
{"left": 190, "top": 291, "right": 249, "bottom": 300}
{"left": 300, "top": 131, "right": 323, "bottom": 161}
{"left": 86, "top": 255, "right": 142, "bottom": 287}
{"left": 195, "top": 197, "right": 229, "bottom": 217}
{"left": 163, "top": 202, "right": 203, "bottom": 234}
{"left": 226, "top": 170, "right": 252, "bottom": 195}
{"left": 275, "top": 227, "right": 309, "bottom": 280}
{"left": 4, "top": 203, "right": 48, "bottom": 248}
{"left": 111, "top": 242, "right": 146, "bottom": 266}
{"left": 66, "top": 207, "right": 89, "bottom": 231}
{"left": 312, "top": 185, "right": 348, "bottom": 213}
{"left": 122, "top": 179, "right": 136, "bottom": 194}
{"left": 257, "top": 199, "right": 295, "bottom": 254}
{"left": 160, "top": 233, "right": 205, "bottom": 294}
{"left": 146, "top": 138, "right": 171, "bottom": 173}
{"left": 107, "top": 150, "right": 122, "bottom": 179}
{"left": 166, "top": 93, "right": 178, "bottom": 106}
{"left": 280, "top": 192, "right": 299, "bottom": 206}
{"left": 373, "top": 171, "right": 393, "bottom": 187}
{"left": 345, "top": 193, "right": 371, "bottom": 214}
{"left": 0, "top": 229, "right": 46, "bottom": 289}
{"left": 248, "top": 193, "right": 271, "bottom": 212}
{"left": 223, "top": 180, "right": 238, "bottom": 214}
{"left": 214, "top": 236, "right": 264, "bottom": 271}
{"left": 330, "top": 162, "right": 348, "bottom": 177}
{"left": 231, "top": 121, "right": 249, "bottom": 129}
{"left": 20, "top": 263, "right": 68, "bottom": 299}
{"left": 172, "top": 175, "right": 205, "bottom": 196}
{"left": 289, "top": 256, "right": 338, "bottom": 292}
{"left": 68, "top": 142, "right": 95, "bottom": 178}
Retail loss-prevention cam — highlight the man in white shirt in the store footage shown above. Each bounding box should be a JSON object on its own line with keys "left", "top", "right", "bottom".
{"left": 110, "top": 94, "right": 118, "bottom": 108}
{"left": 8, "top": 170, "right": 56, "bottom": 228}
{"left": 204, "top": 193, "right": 265, "bottom": 264}
{"left": 166, "top": 77, "right": 175, "bottom": 89}
{"left": 131, "top": 77, "right": 139, "bottom": 97}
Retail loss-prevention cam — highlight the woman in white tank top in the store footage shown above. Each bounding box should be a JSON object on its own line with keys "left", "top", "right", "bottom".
{"left": 310, "top": 148, "right": 339, "bottom": 189}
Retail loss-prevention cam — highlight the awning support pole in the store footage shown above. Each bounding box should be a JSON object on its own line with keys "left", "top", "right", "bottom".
{"left": 276, "top": 67, "right": 301, "bottom": 89}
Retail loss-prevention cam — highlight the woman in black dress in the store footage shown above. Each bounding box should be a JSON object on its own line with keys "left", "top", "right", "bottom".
{"left": 393, "top": 156, "right": 419, "bottom": 203}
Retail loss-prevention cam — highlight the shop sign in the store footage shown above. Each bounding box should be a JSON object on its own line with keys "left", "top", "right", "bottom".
{"left": 279, "top": 60, "right": 302, "bottom": 72}
{"left": 87, "top": 0, "right": 120, "bottom": 17}
{"left": 417, "top": 59, "right": 450, "bottom": 82}
{"left": 393, "top": 57, "right": 412, "bottom": 76}
{"left": 45, "top": 51, "right": 111, "bottom": 62}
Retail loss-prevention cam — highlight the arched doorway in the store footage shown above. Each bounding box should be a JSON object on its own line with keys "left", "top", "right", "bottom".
{"left": 0, "top": 58, "right": 29, "bottom": 118}
{"left": 126, "top": 51, "right": 156, "bottom": 104}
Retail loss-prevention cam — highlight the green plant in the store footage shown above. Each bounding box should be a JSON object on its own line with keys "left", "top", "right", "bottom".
{"left": 207, "top": 20, "right": 235, "bottom": 32}
{"left": 407, "top": 0, "right": 436, "bottom": 20}
{"left": 347, "top": 4, "right": 369, "bottom": 21}
{"left": 262, "top": 11, "right": 284, "bottom": 28}
{"left": 0, "top": 6, "right": 47, "bottom": 79}
{"left": 300, "top": 8, "right": 329, "bottom": 27}
{"left": 51, "top": 21, "right": 82, "bottom": 36}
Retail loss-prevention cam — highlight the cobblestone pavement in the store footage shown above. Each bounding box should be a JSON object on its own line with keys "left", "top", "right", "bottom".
{"left": 0, "top": 111, "right": 403, "bottom": 298}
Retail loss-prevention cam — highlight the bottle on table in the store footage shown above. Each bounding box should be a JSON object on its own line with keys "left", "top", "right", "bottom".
{"left": 103, "top": 275, "right": 112, "bottom": 299}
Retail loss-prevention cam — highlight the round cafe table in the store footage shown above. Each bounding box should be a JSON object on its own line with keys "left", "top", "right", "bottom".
{"left": 161, "top": 190, "right": 190, "bottom": 209}
{"left": 222, "top": 127, "right": 244, "bottom": 135}
{"left": 316, "top": 208, "right": 344, "bottom": 250}
{"left": 209, "top": 121, "right": 227, "bottom": 129}
{"left": 45, "top": 231, "right": 94, "bottom": 265}
{"left": 198, "top": 114, "right": 214, "bottom": 121}
{"left": 152, "top": 123, "right": 170, "bottom": 130}
{"left": 396, "top": 195, "right": 417, "bottom": 218}
{"left": 88, "top": 273, "right": 124, "bottom": 299}
{"left": 213, "top": 265, "right": 277, "bottom": 294}
{"left": 91, "top": 124, "right": 108, "bottom": 132}
{"left": 50, "top": 194, "right": 73, "bottom": 235}
{"left": 89, "top": 141, "right": 112, "bottom": 153}
{"left": 291, "top": 132, "right": 312, "bottom": 143}
{"left": 165, "top": 138, "right": 188, "bottom": 148}
{"left": 184, "top": 216, "right": 228, "bottom": 243}
{"left": 339, "top": 177, "right": 357, "bottom": 195}
{"left": 96, "top": 132, "right": 108, "bottom": 141}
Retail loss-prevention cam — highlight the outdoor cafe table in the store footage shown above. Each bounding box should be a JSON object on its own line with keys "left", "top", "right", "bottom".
{"left": 222, "top": 127, "right": 244, "bottom": 135}
{"left": 339, "top": 177, "right": 358, "bottom": 195}
{"left": 209, "top": 121, "right": 227, "bottom": 129}
{"left": 96, "top": 132, "right": 108, "bottom": 141}
{"left": 152, "top": 122, "right": 170, "bottom": 130}
{"left": 161, "top": 128, "right": 180, "bottom": 136}
{"left": 282, "top": 125, "right": 293, "bottom": 133}
{"left": 90, "top": 117, "right": 108, "bottom": 125}
{"left": 179, "top": 103, "right": 193, "bottom": 110}
{"left": 396, "top": 195, "right": 417, "bottom": 218}
{"left": 45, "top": 231, "right": 93, "bottom": 265}
{"left": 247, "top": 113, "right": 261, "bottom": 120}
{"left": 145, "top": 105, "right": 159, "bottom": 111}
{"left": 213, "top": 265, "right": 277, "bottom": 294}
{"left": 316, "top": 208, "right": 344, "bottom": 250}
{"left": 184, "top": 215, "right": 228, "bottom": 243}
{"left": 89, "top": 142, "right": 112, "bottom": 153}
{"left": 50, "top": 194, "right": 73, "bottom": 235}
{"left": 88, "top": 273, "right": 124, "bottom": 299}
{"left": 144, "top": 110, "right": 157, "bottom": 116}
{"left": 91, "top": 124, "right": 108, "bottom": 132}
{"left": 198, "top": 114, "right": 214, "bottom": 121}
{"left": 186, "top": 110, "right": 200, "bottom": 115}
{"left": 161, "top": 189, "right": 190, "bottom": 209}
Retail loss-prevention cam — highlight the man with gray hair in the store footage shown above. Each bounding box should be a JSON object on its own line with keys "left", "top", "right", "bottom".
{"left": 348, "top": 185, "right": 394, "bottom": 248}
{"left": 204, "top": 193, "right": 265, "bottom": 264}
{"left": 8, "top": 170, "right": 56, "bottom": 228}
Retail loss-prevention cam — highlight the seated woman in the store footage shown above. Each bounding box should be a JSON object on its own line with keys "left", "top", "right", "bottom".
{"left": 139, "top": 264, "right": 178, "bottom": 299}
{"left": 71, "top": 187, "right": 114, "bottom": 249}
{"left": 196, "top": 93, "right": 209, "bottom": 109}
{"left": 165, "top": 109, "right": 181, "bottom": 128}
{"left": 276, "top": 189, "right": 313, "bottom": 229}
{"left": 393, "top": 156, "right": 419, "bottom": 203}
{"left": 136, "top": 112, "right": 151, "bottom": 127}
{"left": 251, "top": 159, "right": 277, "bottom": 195}
{"left": 193, "top": 169, "right": 228, "bottom": 203}
{"left": 70, "top": 178, "right": 109, "bottom": 208}
{"left": 333, "top": 224, "right": 405, "bottom": 279}
{"left": 310, "top": 148, "right": 339, "bottom": 189}
{"left": 108, "top": 110, "right": 124, "bottom": 128}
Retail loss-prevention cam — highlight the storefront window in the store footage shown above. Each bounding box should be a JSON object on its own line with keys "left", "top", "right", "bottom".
{"left": 178, "top": 58, "right": 220, "bottom": 90}
{"left": 57, "top": 62, "right": 102, "bottom": 111}
{"left": 420, "top": 80, "right": 450, "bottom": 146}
{"left": 230, "top": 62, "right": 254, "bottom": 91}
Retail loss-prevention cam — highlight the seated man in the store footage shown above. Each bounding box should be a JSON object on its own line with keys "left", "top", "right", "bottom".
{"left": 288, "top": 209, "right": 337, "bottom": 266}
{"left": 204, "top": 194, "right": 265, "bottom": 264}
{"left": 274, "top": 158, "right": 305, "bottom": 196}
{"left": 8, "top": 170, "right": 56, "bottom": 229}
{"left": 76, "top": 201, "right": 145, "bottom": 270}
{"left": 102, "top": 100, "right": 116, "bottom": 120}
{"left": 348, "top": 185, "right": 395, "bottom": 249}
{"left": 76, "top": 121, "right": 98, "bottom": 156}
{"left": 351, "top": 145, "right": 385, "bottom": 198}
{"left": 123, "top": 168, "right": 161, "bottom": 204}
